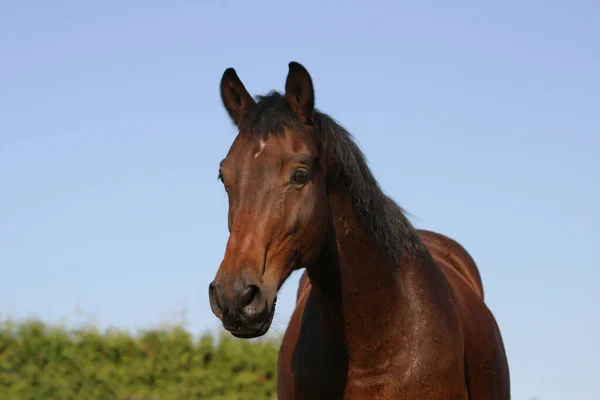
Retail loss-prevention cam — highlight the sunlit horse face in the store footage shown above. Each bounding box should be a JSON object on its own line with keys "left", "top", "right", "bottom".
{"left": 209, "top": 63, "right": 330, "bottom": 338}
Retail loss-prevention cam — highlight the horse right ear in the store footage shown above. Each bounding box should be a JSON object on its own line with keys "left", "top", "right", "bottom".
{"left": 220, "top": 68, "right": 256, "bottom": 126}
{"left": 284, "top": 62, "right": 315, "bottom": 123}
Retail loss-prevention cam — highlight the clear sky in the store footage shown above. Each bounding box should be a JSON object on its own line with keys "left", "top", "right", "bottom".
{"left": 1, "top": 1, "right": 598, "bottom": 399}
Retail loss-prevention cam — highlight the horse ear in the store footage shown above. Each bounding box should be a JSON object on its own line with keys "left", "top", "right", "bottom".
{"left": 284, "top": 62, "right": 315, "bottom": 123}
{"left": 220, "top": 68, "right": 256, "bottom": 126}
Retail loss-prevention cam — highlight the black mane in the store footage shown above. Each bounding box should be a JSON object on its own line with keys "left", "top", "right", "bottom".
{"left": 239, "top": 91, "right": 424, "bottom": 262}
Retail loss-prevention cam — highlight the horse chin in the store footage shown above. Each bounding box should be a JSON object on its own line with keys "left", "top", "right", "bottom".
{"left": 230, "top": 322, "right": 271, "bottom": 339}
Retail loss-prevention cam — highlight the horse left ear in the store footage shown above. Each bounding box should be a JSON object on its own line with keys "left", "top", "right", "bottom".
{"left": 220, "top": 67, "right": 256, "bottom": 126}
{"left": 284, "top": 62, "right": 315, "bottom": 123}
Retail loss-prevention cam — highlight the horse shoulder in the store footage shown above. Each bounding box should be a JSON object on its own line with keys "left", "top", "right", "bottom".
{"left": 420, "top": 230, "right": 511, "bottom": 399}
{"left": 442, "top": 265, "right": 511, "bottom": 399}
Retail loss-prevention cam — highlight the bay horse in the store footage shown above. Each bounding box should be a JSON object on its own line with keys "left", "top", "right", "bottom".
{"left": 208, "top": 61, "right": 510, "bottom": 399}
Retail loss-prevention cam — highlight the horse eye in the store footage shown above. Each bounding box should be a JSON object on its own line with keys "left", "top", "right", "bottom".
{"left": 217, "top": 171, "right": 229, "bottom": 191}
{"left": 291, "top": 169, "right": 309, "bottom": 186}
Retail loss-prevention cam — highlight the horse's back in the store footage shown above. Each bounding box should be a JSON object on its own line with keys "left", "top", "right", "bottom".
{"left": 417, "top": 229, "right": 485, "bottom": 299}
{"left": 296, "top": 230, "right": 483, "bottom": 304}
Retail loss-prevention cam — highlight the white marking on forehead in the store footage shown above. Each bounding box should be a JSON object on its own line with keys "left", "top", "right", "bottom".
{"left": 254, "top": 140, "right": 266, "bottom": 158}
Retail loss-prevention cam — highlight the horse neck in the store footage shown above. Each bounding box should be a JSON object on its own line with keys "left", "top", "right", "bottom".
{"left": 306, "top": 182, "right": 421, "bottom": 361}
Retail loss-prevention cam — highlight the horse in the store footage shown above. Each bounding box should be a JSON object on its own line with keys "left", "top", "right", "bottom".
{"left": 208, "top": 61, "right": 510, "bottom": 399}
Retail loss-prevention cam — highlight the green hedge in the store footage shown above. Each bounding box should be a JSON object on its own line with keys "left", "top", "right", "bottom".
{"left": 0, "top": 319, "right": 279, "bottom": 399}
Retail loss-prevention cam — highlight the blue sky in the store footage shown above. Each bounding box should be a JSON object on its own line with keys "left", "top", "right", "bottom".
{"left": 1, "top": 1, "right": 598, "bottom": 398}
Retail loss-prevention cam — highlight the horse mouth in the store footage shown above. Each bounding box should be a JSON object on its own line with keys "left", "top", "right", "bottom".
{"left": 224, "top": 297, "right": 277, "bottom": 339}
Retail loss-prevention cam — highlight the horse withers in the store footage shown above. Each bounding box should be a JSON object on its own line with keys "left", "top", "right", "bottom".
{"left": 208, "top": 62, "right": 510, "bottom": 399}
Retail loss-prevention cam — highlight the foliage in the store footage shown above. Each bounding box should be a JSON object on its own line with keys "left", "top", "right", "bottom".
{"left": 0, "top": 319, "right": 279, "bottom": 399}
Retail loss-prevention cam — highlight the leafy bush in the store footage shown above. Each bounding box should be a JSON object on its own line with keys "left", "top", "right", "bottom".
{"left": 0, "top": 319, "right": 279, "bottom": 399}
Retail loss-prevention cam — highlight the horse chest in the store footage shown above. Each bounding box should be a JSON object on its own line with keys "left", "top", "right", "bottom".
{"left": 281, "top": 315, "right": 467, "bottom": 399}
{"left": 291, "top": 322, "right": 347, "bottom": 398}
{"left": 287, "top": 306, "right": 409, "bottom": 399}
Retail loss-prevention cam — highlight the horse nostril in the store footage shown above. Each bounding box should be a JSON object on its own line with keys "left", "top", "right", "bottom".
{"left": 239, "top": 284, "right": 260, "bottom": 309}
{"left": 209, "top": 282, "right": 224, "bottom": 315}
